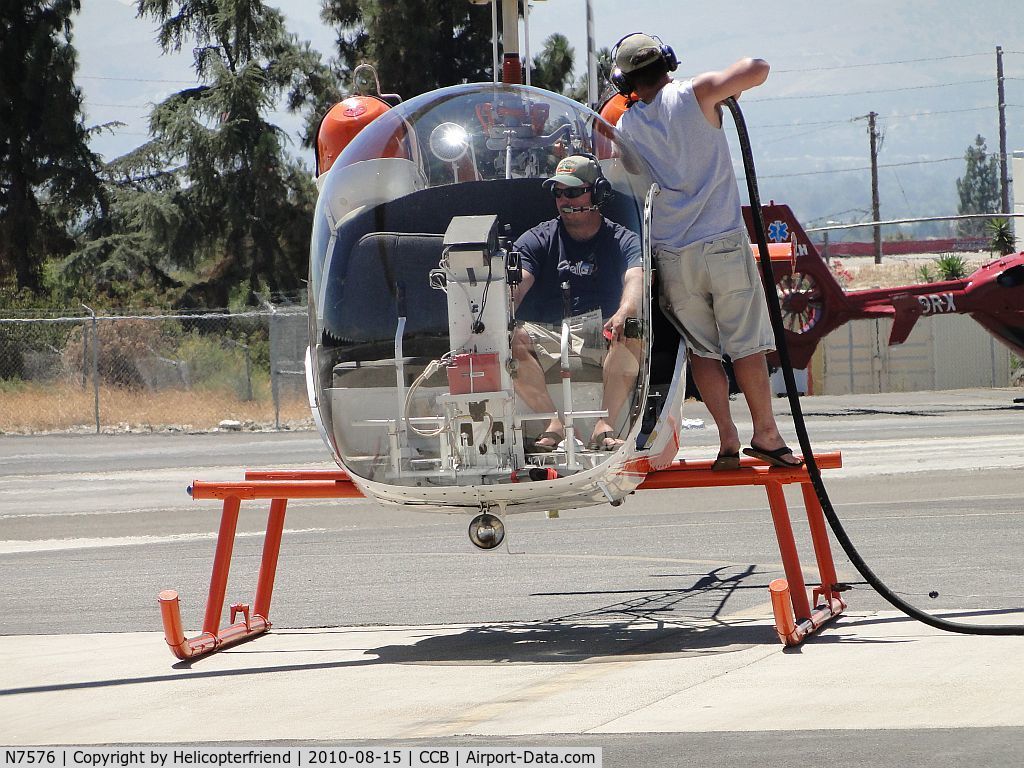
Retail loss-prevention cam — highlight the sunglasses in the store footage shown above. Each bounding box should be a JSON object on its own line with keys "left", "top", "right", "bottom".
{"left": 550, "top": 185, "right": 592, "bottom": 199}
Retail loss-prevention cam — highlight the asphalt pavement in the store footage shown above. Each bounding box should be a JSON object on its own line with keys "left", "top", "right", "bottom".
{"left": 1, "top": 388, "right": 1023, "bottom": 766}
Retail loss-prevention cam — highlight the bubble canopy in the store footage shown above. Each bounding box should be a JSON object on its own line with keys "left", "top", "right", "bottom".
{"left": 308, "top": 83, "right": 658, "bottom": 510}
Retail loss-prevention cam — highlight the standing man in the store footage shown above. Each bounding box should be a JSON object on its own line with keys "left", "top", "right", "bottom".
{"left": 613, "top": 33, "right": 802, "bottom": 469}
{"left": 513, "top": 155, "right": 643, "bottom": 452}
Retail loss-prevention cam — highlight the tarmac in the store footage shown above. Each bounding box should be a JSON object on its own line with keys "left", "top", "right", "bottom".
{"left": 2, "top": 387, "right": 1023, "bottom": 752}
{"left": 2, "top": 609, "right": 1023, "bottom": 745}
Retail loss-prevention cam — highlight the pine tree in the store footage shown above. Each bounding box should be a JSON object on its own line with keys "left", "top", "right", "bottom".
{"left": 321, "top": 0, "right": 493, "bottom": 100}
{"left": 955, "top": 134, "right": 1000, "bottom": 238}
{"left": 0, "top": 0, "right": 105, "bottom": 294}
{"left": 125, "top": 0, "right": 336, "bottom": 308}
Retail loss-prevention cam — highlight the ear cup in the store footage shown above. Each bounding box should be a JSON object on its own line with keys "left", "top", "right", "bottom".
{"left": 592, "top": 176, "right": 612, "bottom": 205}
{"left": 572, "top": 152, "right": 612, "bottom": 205}
{"left": 661, "top": 44, "right": 678, "bottom": 72}
{"left": 610, "top": 67, "right": 632, "bottom": 96}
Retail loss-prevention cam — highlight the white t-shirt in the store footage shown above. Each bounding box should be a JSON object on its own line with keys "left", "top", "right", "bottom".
{"left": 618, "top": 79, "right": 744, "bottom": 248}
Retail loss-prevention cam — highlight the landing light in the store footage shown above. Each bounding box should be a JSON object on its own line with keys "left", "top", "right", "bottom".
{"left": 429, "top": 122, "right": 471, "bottom": 162}
{"left": 468, "top": 513, "right": 505, "bottom": 549}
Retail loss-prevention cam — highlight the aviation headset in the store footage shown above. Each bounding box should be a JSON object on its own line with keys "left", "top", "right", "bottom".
{"left": 609, "top": 33, "right": 679, "bottom": 96}
{"left": 549, "top": 152, "right": 612, "bottom": 208}
{"left": 584, "top": 153, "right": 613, "bottom": 206}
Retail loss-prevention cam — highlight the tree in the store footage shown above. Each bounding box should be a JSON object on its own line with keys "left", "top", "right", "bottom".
{"left": 0, "top": 0, "right": 105, "bottom": 294}
{"left": 129, "top": 0, "right": 334, "bottom": 308}
{"left": 955, "top": 134, "right": 1000, "bottom": 238}
{"left": 321, "top": 0, "right": 494, "bottom": 101}
{"left": 57, "top": 140, "right": 186, "bottom": 305}
{"left": 530, "top": 33, "right": 574, "bottom": 95}
{"left": 569, "top": 46, "right": 614, "bottom": 105}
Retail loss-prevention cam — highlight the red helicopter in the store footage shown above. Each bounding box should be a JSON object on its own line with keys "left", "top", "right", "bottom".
{"left": 739, "top": 202, "right": 1024, "bottom": 371}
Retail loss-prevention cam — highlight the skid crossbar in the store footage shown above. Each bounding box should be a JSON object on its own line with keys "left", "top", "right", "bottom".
{"left": 159, "top": 451, "right": 845, "bottom": 659}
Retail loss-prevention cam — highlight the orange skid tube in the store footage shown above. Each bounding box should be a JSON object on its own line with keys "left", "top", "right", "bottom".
{"left": 189, "top": 478, "right": 365, "bottom": 500}
{"left": 163, "top": 451, "right": 846, "bottom": 659}
{"left": 158, "top": 590, "right": 269, "bottom": 660}
{"left": 637, "top": 451, "right": 842, "bottom": 490}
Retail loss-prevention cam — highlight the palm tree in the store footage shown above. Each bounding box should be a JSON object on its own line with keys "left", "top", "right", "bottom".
{"left": 530, "top": 33, "right": 575, "bottom": 94}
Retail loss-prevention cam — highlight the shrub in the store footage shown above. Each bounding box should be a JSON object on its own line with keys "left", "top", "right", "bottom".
{"left": 934, "top": 253, "right": 968, "bottom": 280}
{"left": 986, "top": 218, "right": 1017, "bottom": 256}
{"left": 62, "top": 319, "right": 171, "bottom": 389}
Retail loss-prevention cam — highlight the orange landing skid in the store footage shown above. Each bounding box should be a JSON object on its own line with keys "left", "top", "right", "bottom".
{"left": 160, "top": 451, "right": 845, "bottom": 659}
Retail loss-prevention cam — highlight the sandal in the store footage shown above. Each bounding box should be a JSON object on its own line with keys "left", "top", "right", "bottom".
{"left": 711, "top": 451, "right": 740, "bottom": 471}
{"left": 587, "top": 430, "right": 625, "bottom": 451}
{"left": 528, "top": 431, "right": 564, "bottom": 453}
{"left": 742, "top": 443, "right": 803, "bottom": 468}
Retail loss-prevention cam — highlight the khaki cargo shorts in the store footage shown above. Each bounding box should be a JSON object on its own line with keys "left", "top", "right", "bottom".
{"left": 655, "top": 229, "right": 775, "bottom": 361}
{"left": 519, "top": 309, "right": 607, "bottom": 369}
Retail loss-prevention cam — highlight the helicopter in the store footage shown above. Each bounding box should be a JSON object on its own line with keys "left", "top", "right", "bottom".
{"left": 307, "top": 70, "right": 685, "bottom": 536}
{"left": 738, "top": 202, "right": 1024, "bottom": 371}
{"left": 157, "top": 8, "right": 1024, "bottom": 660}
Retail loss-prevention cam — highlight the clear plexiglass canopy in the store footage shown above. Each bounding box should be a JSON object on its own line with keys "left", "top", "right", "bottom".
{"left": 308, "top": 83, "right": 656, "bottom": 497}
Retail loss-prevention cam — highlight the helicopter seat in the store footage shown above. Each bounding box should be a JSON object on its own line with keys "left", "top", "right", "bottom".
{"left": 328, "top": 231, "right": 451, "bottom": 387}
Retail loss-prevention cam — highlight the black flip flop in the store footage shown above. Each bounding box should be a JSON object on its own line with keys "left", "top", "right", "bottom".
{"left": 528, "top": 431, "right": 563, "bottom": 453}
{"left": 711, "top": 451, "right": 740, "bottom": 471}
{"left": 587, "top": 430, "right": 624, "bottom": 451}
{"left": 742, "top": 444, "right": 804, "bottom": 468}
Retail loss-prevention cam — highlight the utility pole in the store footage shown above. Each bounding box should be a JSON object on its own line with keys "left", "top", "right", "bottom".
{"left": 997, "top": 45, "right": 1010, "bottom": 215}
{"left": 868, "top": 111, "right": 882, "bottom": 264}
{"left": 585, "top": 0, "right": 597, "bottom": 108}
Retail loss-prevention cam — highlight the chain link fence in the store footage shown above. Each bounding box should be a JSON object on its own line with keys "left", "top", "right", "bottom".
{"left": 0, "top": 305, "right": 309, "bottom": 434}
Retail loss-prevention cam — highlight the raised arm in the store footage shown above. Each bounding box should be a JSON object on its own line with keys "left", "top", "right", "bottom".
{"left": 692, "top": 58, "right": 769, "bottom": 126}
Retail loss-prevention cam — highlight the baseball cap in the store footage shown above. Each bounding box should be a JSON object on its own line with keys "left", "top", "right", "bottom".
{"left": 614, "top": 33, "right": 664, "bottom": 74}
{"left": 542, "top": 155, "right": 602, "bottom": 189}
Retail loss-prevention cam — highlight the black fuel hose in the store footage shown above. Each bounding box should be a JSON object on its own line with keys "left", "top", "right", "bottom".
{"left": 723, "top": 96, "right": 1024, "bottom": 636}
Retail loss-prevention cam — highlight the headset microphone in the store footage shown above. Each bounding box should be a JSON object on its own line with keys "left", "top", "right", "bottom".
{"left": 560, "top": 205, "right": 600, "bottom": 214}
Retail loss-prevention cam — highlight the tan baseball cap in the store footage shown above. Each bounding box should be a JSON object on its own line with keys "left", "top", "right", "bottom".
{"left": 542, "top": 155, "right": 602, "bottom": 189}
{"left": 614, "top": 33, "right": 664, "bottom": 74}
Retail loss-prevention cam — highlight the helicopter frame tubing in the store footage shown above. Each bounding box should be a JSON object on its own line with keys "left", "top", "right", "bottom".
{"left": 158, "top": 451, "right": 845, "bottom": 660}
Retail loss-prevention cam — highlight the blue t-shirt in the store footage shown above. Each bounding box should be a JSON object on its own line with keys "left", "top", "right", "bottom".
{"left": 514, "top": 217, "right": 642, "bottom": 325}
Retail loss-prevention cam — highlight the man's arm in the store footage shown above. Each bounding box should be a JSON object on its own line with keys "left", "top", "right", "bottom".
{"left": 604, "top": 266, "right": 643, "bottom": 342}
{"left": 512, "top": 269, "right": 535, "bottom": 311}
{"left": 692, "top": 58, "right": 769, "bottom": 126}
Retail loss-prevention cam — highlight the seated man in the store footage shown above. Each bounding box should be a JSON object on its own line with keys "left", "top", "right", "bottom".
{"left": 512, "top": 155, "right": 644, "bottom": 451}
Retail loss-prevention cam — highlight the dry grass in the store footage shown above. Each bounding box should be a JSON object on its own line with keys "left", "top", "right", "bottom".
{"left": 835, "top": 252, "right": 991, "bottom": 291}
{"left": 0, "top": 382, "right": 311, "bottom": 434}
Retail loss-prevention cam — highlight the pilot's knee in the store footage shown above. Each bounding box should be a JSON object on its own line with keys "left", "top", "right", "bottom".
{"left": 512, "top": 327, "right": 534, "bottom": 356}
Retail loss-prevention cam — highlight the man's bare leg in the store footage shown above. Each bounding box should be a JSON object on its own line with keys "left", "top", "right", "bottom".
{"left": 732, "top": 351, "right": 799, "bottom": 465}
{"left": 512, "top": 328, "right": 562, "bottom": 447}
{"left": 591, "top": 338, "right": 641, "bottom": 448}
{"left": 688, "top": 353, "right": 740, "bottom": 457}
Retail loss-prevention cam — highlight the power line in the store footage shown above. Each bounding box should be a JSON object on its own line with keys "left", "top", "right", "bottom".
{"left": 772, "top": 52, "right": 991, "bottom": 74}
{"left": 757, "top": 104, "right": 997, "bottom": 131}
{"left": 877, "top": 105, "right": 999, "bottom": 120}
{"left": 78, "top": 74, "right": 197, "bottom": 85}
{"left": 748, "top": 78, "right": 993, "bottom": 103}
{"left": 754, "top": 156, "right": 962, "bottom": 180}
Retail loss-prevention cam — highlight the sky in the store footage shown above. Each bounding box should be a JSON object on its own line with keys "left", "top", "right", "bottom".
{"left": 73, "top": 0, "right": 1024, "bottom": 229}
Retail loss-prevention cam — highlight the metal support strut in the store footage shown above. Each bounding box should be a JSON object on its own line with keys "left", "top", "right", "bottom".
{"left": 158, "top": 480, "right": 360, "bottom": 660}
{"left": 635, "top": 451, "right": 847, "bottom": 645}
{"left": 159, "top": 452, "right": 844, "bottom": 660}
